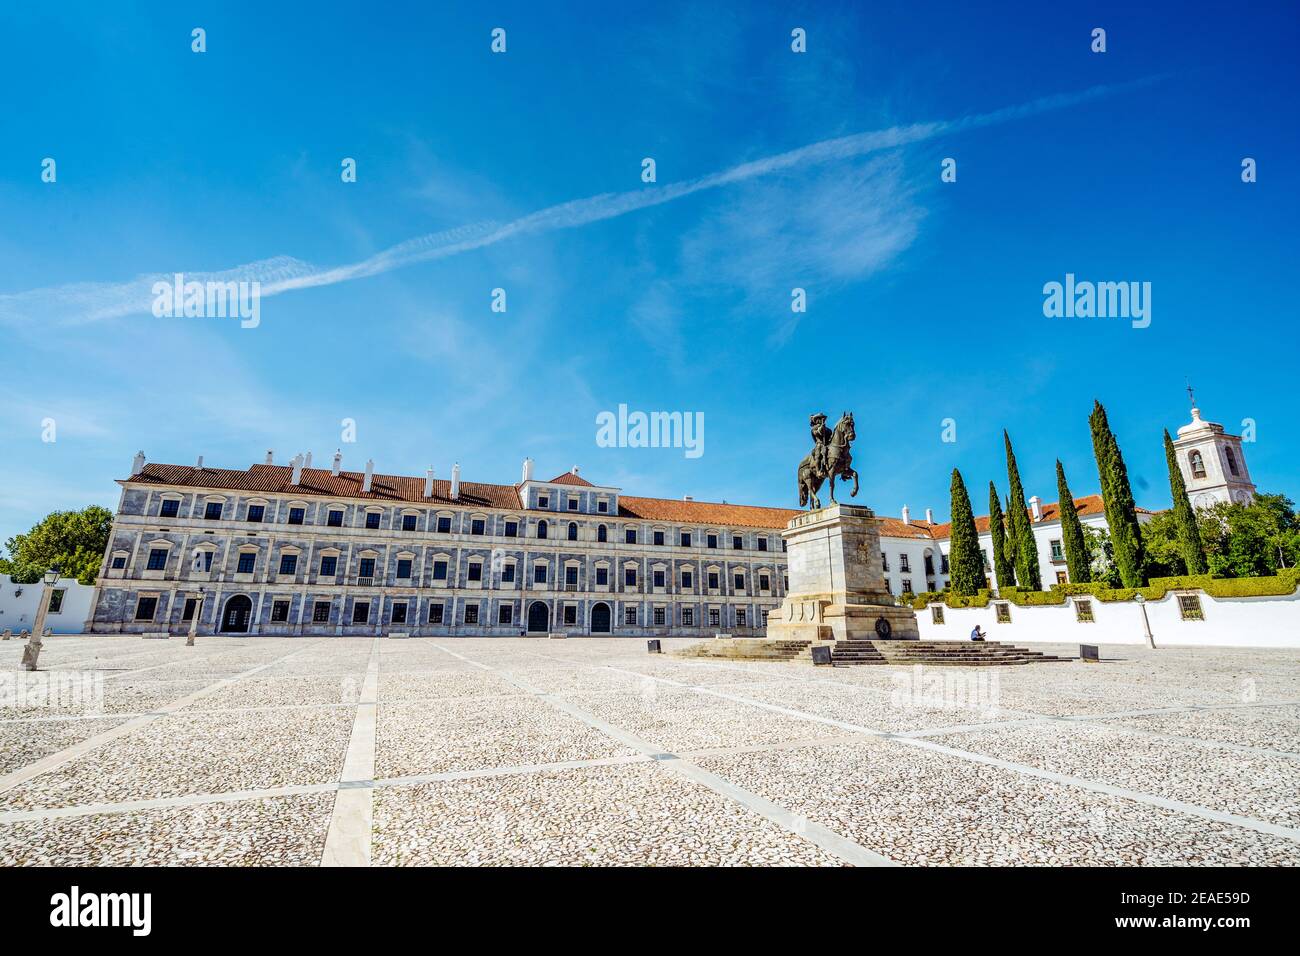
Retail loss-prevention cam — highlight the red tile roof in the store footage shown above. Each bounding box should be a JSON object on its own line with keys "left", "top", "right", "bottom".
{"left": 547, "top": 471, "right": 595, "bottom": 487}
{"left": 617, "top": 495, "right": 800, "bottom": 531}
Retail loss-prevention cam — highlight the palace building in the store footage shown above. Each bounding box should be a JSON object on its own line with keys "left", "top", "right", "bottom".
{"left": 85, "top": 402, "right": 1254, "bottom": 636}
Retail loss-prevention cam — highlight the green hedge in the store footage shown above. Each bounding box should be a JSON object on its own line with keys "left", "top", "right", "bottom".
{"left": 910, "top": 568, "right": 1300, "bottom": 609}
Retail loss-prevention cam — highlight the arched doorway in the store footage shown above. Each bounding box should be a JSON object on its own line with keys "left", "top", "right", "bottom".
{"left": 527, "top": 601, "right": 550, "bottom": 634}
{"left": 591, "top": 602, "right": 611, "bottom": 633}
{"left": 221, "top": 595, "right": 253, "bottom": 633}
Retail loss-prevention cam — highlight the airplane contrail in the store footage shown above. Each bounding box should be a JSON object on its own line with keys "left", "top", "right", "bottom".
{"left": 0, "top": 79, "right": 1156, "bottom": 326}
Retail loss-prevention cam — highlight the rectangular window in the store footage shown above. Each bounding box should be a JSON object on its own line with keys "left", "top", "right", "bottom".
{"left": 625, "top": 528, "right": 637, "bottom": 544}
{"left": 180, "top": 597, "right": 196, "bottom": 622}
{"left": 365, "top": 512, "right": 381, "bottom": 530}
{"left": 597, "top": 500, "right": 608, "bottom": 513}
{"left": 881, "top": 552, "right": 889, "bottom": 571}
{"left": 734, "top": 573, "right": 744, "bottom": 591}
{"left": 1050, "top": 540, "right": 1064, "bottom": 562}
{"left": 396, "top": 558, "right": 412, "bottom": 579}
{"left": 537, "top": 495, "right": 549, "bottom": 509}
{"left": 469, "top": 562, "right": 483, "bottom": 582}
{"left": 682, "top": 607, "right": 694, "bottom": 626}
{"left": 733, "top": 535, "right": 743, "bottom": 550}
{"left": 902, "top": 579, "right": 912, "bottom": 594}
{"left": 1178, "top": 595, "right": 1204, "bottom": 621}
{"left": 567, "top": 498, "right": 578, "bottom": 511}
{"left": 465, "top": 604, "right": 480, "bottom": 625}
{"left": 392, "top": 602, "right": 407, "bottom": 624}
{"left": 271, "top": 600, "right": 290, "bottom": 623}
{"left": 708, "top": 571, "right": 719, "bottom": 589}
{"left": 499, "top": 604, "right": 513, "bottom": 624}
{"left": 565, "top": 566, "right": 579, "bottom": 587}
{"left": 247, "top": 504, "right": 265, "bottom": 523}
{"left": 759, "top": 574, "right": 770, "bottom": 591}
{"left": 534, "top": 564, "right": 547, "bottom": 584}
{"left": 237, "top": 552, "right": 256, "bottom": 574}
{"left": 313, "top": 601, "right": 331, "bottom": 623}
{"left": 995, "top": 602, "right": 1012, "bottom": 624}
{"left": 320, "top": 556, "right": 338, "bottom": 577}
{"left": 505, "top": 520, "right": 519, "bottom": 537}
{"left": 707, "top": 534, "right": 718, "bottom": 549}
{"left": 437, "top": 515, "right": 452, "bottom": 533}
{"left": 327, "top": 510, "right": 344, "bottom": 527}
{"left": 204, "top": 501, "right": 223, "bottom": 521}
{"left": 502, "top": 563, "right": 516, "bottom": 583}
{"left": 1056, "top": 571, "right": 1068, "bottom": 584}
{"left": 625, "top": 606, "right": 637, "bottom": 626}
{"left": 428, "top": 603, "right": 444, "bottom": 624}
{"left": 736, "top": 608, "right": 747, "bottom": 627}
{"left": 1074, "top": 599, "right": 1094, "bottom": 623}
{"left": 709, "top": 608, "right": 720, "bottom": 627}
{"left": 681, "top": 570, "right": 693, "bottom": 589}
{"left": 48, "top": 589, "right": 66, "bottom": 614}
{"left": 134, "top": 596, "right": 158, "bottom": 621}
{"left": 595, "top": 566, "right": 608, "bottom": 586}
{"left": 358, "top": 557, "right": 376, "bottom": 578}
{"left": 563, "top": 605, "right": 577, "bottom": 625}
{"left": 111, "top": 556, "right": 127, "bottom": 569}
{"left": 288, "top": 507, "right": 305, "bottom": 525}
{"left": 757, "top": 537, "right": 768, "bottom": 552}
{"left": 202, "top": 551, "right": 213, "bottom": 572}
{"left": 680, "top": 532, "right": 691, "bottom": 548}
{"left": 146, "top": 548, "right": 168, "bottom": 571}
{"left": 159, "top": 499, "right": 179, "bottom": 518}
{"left": 402, "top": 514, "right": 417, "bottom": 532}
{"left": 432, "top": 560, "right": 448, "bottom": 581}
{"left": 941, "top": 554, "right": 950, "bottom": 574}
{"left": 931, "top": 605, "right": 945, "bottom": 625}
{"left": 653, "top": 530, "right": 665, "bottom": 546}
{"left": 471, "top": 518, "right": 485, "bottom": 535}
{"left": 653, "top": 570, "right": 665, "bottom": 588}
{"left": 624, "top": 567, "right": 637, "bottom": 586}
{"left": 352, "top": 601, "right": 370, "bottom": 624}
{"left": 653, "top": 606, "right": 665, "bottom": 626}
{"left": 900, "top": 554, "right": 910, "bottom": 572}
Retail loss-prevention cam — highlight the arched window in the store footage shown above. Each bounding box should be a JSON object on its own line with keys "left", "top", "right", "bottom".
{"left": 537, "top": 519, "right": 548, "bottom": 540}
{"left": 567, "top": 522, "right": 578, "bottom": 541}
{"left": 597, "top": 524, "right": 607, "bottom": 543}
{"left": 1189, "top": 450, "right": 1207, "bottom": 479}
{"left": 1225, "top": 447, "right": 1240, "bottom": 477}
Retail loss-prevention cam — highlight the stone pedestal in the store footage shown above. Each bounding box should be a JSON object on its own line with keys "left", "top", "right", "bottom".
{"left": 766, "top": 504, "right": 920, "bottom": 642}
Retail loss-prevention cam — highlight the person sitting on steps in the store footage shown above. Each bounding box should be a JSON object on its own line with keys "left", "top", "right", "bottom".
{"left": 970, "top": 625, "right": 987, "bottom": 642}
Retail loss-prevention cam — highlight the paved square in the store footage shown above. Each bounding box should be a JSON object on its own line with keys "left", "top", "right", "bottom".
{"left": 1, "top": 636, "right": 1297, "bottom": 866}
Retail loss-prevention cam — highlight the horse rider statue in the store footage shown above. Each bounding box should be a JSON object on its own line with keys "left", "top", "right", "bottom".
{"left": 797, "top": 411, "right": 860, "bottom": 510}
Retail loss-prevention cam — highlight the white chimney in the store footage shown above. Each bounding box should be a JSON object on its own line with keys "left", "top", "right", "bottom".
{"left": 304, "top": 451, "right": 312, "bottom": 470}
{"left": 571, "top": 465, "right": 579, "bottom": 475}
{"left": 290, "top": 453, "right": 303, "bottom": 485}
{"left": 925, "top": 508, "right": 934, "bottom": 525}
{"left": 131, "top": 450, "right": 146, "bottom": 476}
{"left": 331, "top": 449, "right": 342, "bottom": 477}
{"left": 901, "top": 505, "right": 911, "bottom": 526}
{"left": 265, "top": 449, "right": 274, "bottom": 465}
{"left": 424, "top": 467, "right": 435, "bottom": 498}
{"left": 1030, "top": 495, "right": 1043, "bottom": 522}
{"left": 450, "top": 463, "right": 461, "bottom": 500}
{"left": 362, "top": 459, "right": 374, "bottom": 493}
{"left": 195, "top": 455, "right": 204, "bottom": 470}
{"left": 521, "top": 457, "right": 534, "bottom": 483}
{"left": 683, "top": 495, "right": 693, "bottom": 501}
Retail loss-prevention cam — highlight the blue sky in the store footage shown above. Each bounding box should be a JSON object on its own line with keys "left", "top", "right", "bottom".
{"left": 1, "top": 1, "right": 1297, "bottom": 539}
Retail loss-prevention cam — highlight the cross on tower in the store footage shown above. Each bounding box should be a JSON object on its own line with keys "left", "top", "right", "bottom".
{"left": 1186, "top": 382, "right": 1196, "bottom": 409}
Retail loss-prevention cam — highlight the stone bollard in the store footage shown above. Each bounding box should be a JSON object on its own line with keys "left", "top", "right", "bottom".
{"left": 1, "top": 629, "right": 11, "bottom": 641}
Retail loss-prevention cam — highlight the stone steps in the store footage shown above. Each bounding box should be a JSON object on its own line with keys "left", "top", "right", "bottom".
{"left": 674, "top": 638, "right": 1063, "bottom": 666}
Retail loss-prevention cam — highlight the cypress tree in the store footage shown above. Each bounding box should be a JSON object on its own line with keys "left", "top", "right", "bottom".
{"left": 948, "top": 469, "right": 986, "bottom": 596}
{"left": 1163, "top": 428, "right": 1208, "bottom": 574}
{"left": 988, "top": 481, "right": 1017, "bottom": 590}
{"left": 1004, "top": 431, "right": 1043, "bottom": 590}
{"left": 1089, "top": 401, "right": 1147, "bottom": 587}
{"left": 1055, "top": 460, "right": 1091, "bottom": 583}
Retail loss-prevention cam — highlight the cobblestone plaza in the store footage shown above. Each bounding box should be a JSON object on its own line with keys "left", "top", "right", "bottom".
{"left": 2, "top": 635, "right": 1297, "bottom": 866}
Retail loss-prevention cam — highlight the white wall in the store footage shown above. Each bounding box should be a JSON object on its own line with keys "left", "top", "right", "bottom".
{"left": 0, "top": 575, "right": 94, "bottom": 635}
{"left": 917, "top": 588, "right": 1300, "bottom": 649}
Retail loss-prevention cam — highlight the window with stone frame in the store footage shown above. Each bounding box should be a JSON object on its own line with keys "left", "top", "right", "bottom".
{"left": 428, "top": 603, "right": 444, "bottom": 624}
{"left": 471, "top": 518, "right": 486, "bottom": 535}
{"left": 563, "top": 604, "right": 577, "bottom": 625}
{"left": 159, "top": 498, "right": 180, "bottom": 518}
{"left": 709, "top": 608, "right": 720, "bottom": 627}
{"left": 279, "top": 554, "right": 298, "bottom": 575}
{"left": 468, "top": 561, "right": 483, "bottom": 582}
{"left": 204, "top": 501, "right": 223, "bottom": 520}
{"left": 465, "top": 604, "right": 479, "bottom": 625}
{"left": 931, "top": 605, "right": 945, "bottom": 625}
{"left": 146, "top": 548, "right": 168, "bottom": 571}
{"left": 236, "top": 552, "right": 256, "bottom": 574}
{"left": 736, "top": 607, "right": 747, "bottom": 626}
{"left": 328, "top": 509, "right": 344, "bottom": 527}
{"left": 134, "top": 596, "right": 158, "bottom": 621}
{"left": 352, "top": 601, "right": 370, "bottom": 624}
{"left": 396, "top": 558, "right": 413, "bottom": 579}
{"left": 505, "top": 520, "right": 519, "bottom": 537}
{"left": 365, "top": 512, "right": 382, "bottom": 530}
{"left": 624, "top": 606, "right": 637, "bottom": 625}
{"left": 625, "top": 528, "right": 637, "bottom": 544}
{"left": 392, "top": 602, "right": 407, "bottom": 624}
{"left": 247, "top": 504, "right": 265, "bottom": 523}
{"left": 595, "top": 566, "right": 609, "bottom": 586}
{"left": 1178, "top": 594, "right": 1204, "bottom": 621}
{"left": 432, "top": 559, "right": 448, "bottom": 581}
{"left": 437, "top": 515, "right": 453, "bottom": 533}
{"left": 402, "top": 514, "right": 418, "bottom": 531}
{"left": 498, "top": 604, "right": 513, "bottom": 624}
{"left": 313, "top": 601, "right": 331, "bottom": 623}
{"left": 653, "top": 606, "right": 665, "bottom": 625}
{"left": 288, "top": 507, "right": 305, "bottom": 525}
{"left": 995, "top": 602, "right": 1012, "bottom": 623}
{"left": 271, "top": 600, "right": 290, "bottom": 623}
{"left": 682, "top": 607, "right": 694, "bottom": 626}
{"left": 1075, "top": 599, "right": 1094, "bottom": 623}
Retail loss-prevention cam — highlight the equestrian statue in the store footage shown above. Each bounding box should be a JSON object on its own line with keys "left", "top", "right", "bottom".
{"left": 797, "top": 411, "right": 859, "bottom": 510}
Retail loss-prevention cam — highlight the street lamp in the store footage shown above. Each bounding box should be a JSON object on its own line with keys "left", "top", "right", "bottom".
{"left": 1135, "top": 593, "right": 1156, "bottom": 649}
{"left": 187, "top": 585, "right": 205, "bottom": 646}
{"left": 21, "top": 564, "right": 61, "bottom": 672}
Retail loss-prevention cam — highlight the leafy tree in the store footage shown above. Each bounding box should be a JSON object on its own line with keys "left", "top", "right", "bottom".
{"left": 1138, "top": 510, "right": 1191, "bottom": 578}
{"left": 1163, "top": 429, "right": 1208, "bottom": 574}
{"left": 1055, "top": 460, "right": 1091, "bottom": 583}
{"left": 1198, "top": 493, "right": 1300, "bottom": 577}
{"left": 0, "top": 506, "right": 113, "bottom": 586}
{"left": 1003, "top": 431, "right": 1042, "bottom": 590}
{"left": 1081, "top": 525, "right": 1122, "bottom": 587}
{"left": 948, "top": 469, "right": 986, "bottom": 596}
{"left": 1089, "top": 401, "right": 1146, "bottom": 587}
{"left": 988, "top": 481, "right": 1016, "bottom": 590}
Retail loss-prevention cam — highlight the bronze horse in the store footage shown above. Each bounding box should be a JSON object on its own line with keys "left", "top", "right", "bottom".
{"left": 798, "top": 412, "right": 859, "bottom": 510}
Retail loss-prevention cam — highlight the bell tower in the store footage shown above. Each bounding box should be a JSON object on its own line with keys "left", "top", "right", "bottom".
{"left": 1171, "top": 387, "right": 1256, "bottom": 508}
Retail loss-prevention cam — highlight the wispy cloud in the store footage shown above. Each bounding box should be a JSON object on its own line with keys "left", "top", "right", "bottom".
{"left": 0, "top": 80, "right": 1153, "bottom": 327}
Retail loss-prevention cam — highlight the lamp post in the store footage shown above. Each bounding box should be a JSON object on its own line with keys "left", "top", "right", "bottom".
{"left": 1135, "top": 593, "right": 1155, "bottom": 649}
{"left": 187, "top": 586, "right": 204, "bottom": 646}
{"left": 21, "top": 564, "right": 61, "bottom": 672}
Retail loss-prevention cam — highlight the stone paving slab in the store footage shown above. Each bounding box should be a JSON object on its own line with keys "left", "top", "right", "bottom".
{"left": 0, "top": 717, "right": 131, "bottom": 776}
{"left": 1096, "top": 706, "right": 1300, "bottom": 754}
